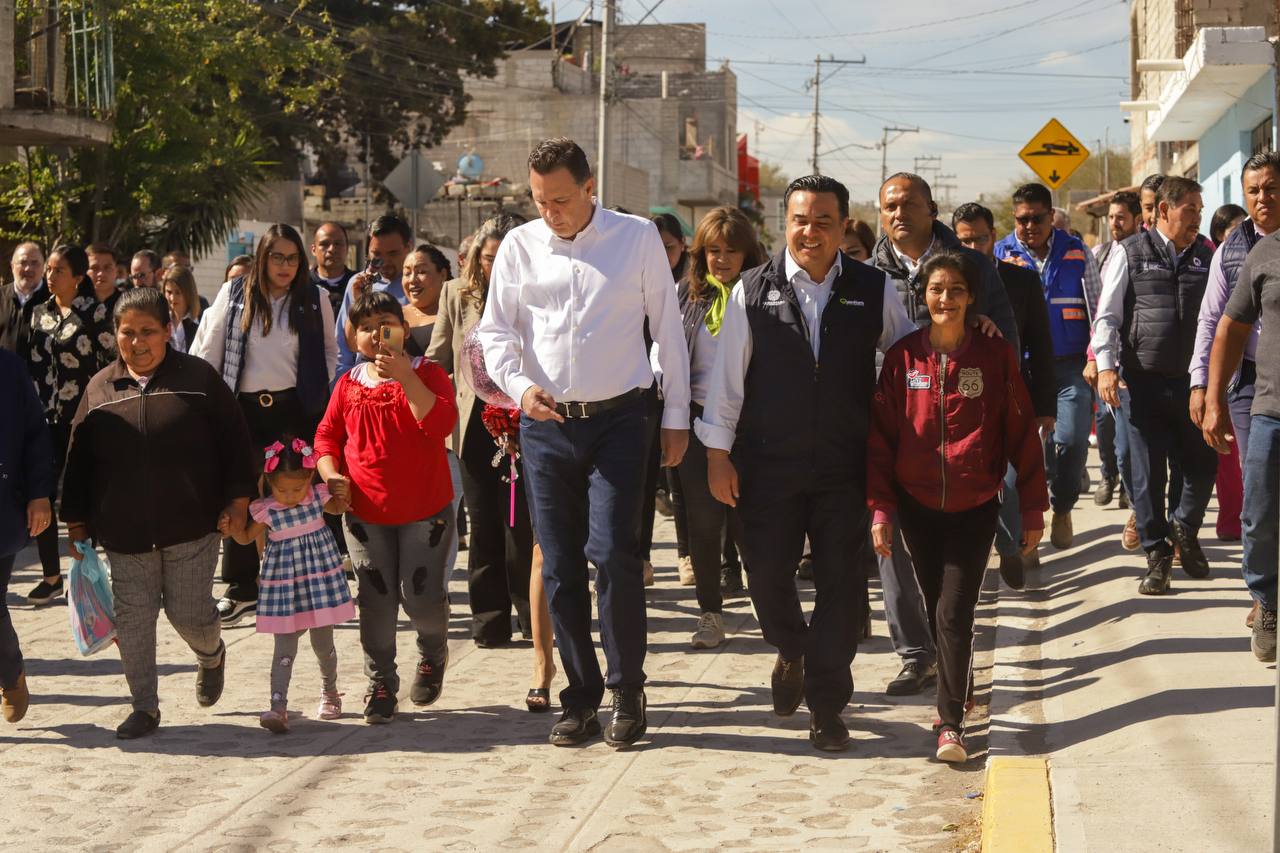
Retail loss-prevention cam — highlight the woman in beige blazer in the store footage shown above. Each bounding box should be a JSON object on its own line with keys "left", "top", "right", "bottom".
{"left": 427, "top": 214, "right": 553, "bottom": 711}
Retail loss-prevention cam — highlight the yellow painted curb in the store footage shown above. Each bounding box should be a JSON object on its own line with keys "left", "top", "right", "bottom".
{"left": 981, "top": 757, "right": 1054, "bottom": 853}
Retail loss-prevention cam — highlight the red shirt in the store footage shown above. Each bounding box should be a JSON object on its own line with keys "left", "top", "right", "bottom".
{"left": 868, "top": 328, "right": 1048, "bottom": 533}
{"left": 313, "top": 359, "right": 457, "bottom": 526}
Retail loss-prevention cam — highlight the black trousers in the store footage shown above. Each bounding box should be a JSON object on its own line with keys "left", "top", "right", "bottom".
{"left": 675, "top": 408, "right": 723, "bottom": 614}
{"left": 898, "top": 493, "right": 999, "bottom": 731}
{"left": 666, "top": 465, "right": 690, "bottom": 558}
{"left": 637, "top": 387, "right": 662, "bottom": 562}
{"left": 222, "top": 389, "right": 313, "bottom": 602}
{"left": 734, "top": 474, "right": 867, "bottom": 715}
{"left": 459, "top": 406, "right": 533, "bottom": 642}
{"left": 35, "top": 420, "right": 71, "bottom": 579}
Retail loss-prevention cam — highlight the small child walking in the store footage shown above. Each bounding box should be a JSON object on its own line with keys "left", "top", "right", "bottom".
{"left": 314, "top": 291, "right": 457, "bottom": 724}
{"left": 223, "top": 437, "right": 355, "bottom": 733}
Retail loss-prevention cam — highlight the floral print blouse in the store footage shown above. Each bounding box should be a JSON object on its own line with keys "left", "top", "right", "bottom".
{"left": 27, "top": 293, "right": 115, "bottom": 426}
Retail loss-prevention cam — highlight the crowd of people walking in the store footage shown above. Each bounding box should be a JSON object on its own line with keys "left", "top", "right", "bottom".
{"left": 0, "top": 136, "right": 1274, "bottom": 765}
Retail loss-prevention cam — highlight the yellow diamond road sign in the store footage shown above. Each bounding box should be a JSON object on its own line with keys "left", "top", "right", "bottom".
{"left": 1019, "top": 118, "right": 1090, "bottom": 190}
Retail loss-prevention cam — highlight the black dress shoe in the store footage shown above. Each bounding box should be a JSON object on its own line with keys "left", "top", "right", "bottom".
{"left": 1094, "top": 475, "right": 1117, "bottom": 506}
{"left": 1169, "top": 519, "right": 1210, "bottom": 579}
{"left": 796, "top": 555, "right": 814, "bottom": 581}
{"left": 116, "top": 709, "right": 160, "bottom": 739}
{"left": 1139, "top": 545, "right": 1173, "bottom": 595}
{"left": 549, "top": 706, "right": 601, "bottom": 746}
{"left": 603, "top": 687, "right": 647, "bottom": 748}
{"left": 195, "top": 642, "right": 226, "bottom": 707}
{"left": 771, "top": 654, "right": 804, "bottom": 716}
{"left": 809, "top": 711, "right": 850, "bottom": 752}
{"left": 886, "top": 660, "right": 937, "bottom": 696}
{"left": 998, "top": 552, "right": 1025, "bottom": 590}
{"left": 720, "top": 566, "right": 746, "bottom": 598}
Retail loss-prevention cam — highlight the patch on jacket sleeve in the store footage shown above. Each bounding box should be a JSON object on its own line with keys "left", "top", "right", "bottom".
{"left": 906, "top": 369, "right": 932, "bottom": 390}
{"left": 1061, "top": 307, "right": 1086, "bottom": 321}
{"left": 1063, "top": 249, "right": 1087, "bottom": 262}
{"left": 958, "top": 367, "right": 984, "bottom": 398}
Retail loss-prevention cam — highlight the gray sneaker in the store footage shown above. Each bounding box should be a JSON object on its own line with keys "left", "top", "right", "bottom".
{"left": 1252, "top": 608, "right": 1277, "bottom": 663}
{"left": 690, "top": 612, "right": 725, "bottom": 649}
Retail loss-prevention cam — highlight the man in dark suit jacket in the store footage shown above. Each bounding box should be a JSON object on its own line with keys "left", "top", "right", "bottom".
{"left": 953, "top": 203, "right": 1056, "bottom": 588}
{"left": 0, "top": 242, "right": 48, "bottom": 356}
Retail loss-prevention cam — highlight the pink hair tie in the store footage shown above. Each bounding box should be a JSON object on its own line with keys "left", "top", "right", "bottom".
{"left": 292, "top": 437, "right": 318, "bottom": 469}
{"left": 263, "top": 441, "right": 286, "bottom": 473}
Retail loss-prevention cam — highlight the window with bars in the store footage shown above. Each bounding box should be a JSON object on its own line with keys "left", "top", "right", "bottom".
{"left": 1252, "top": 115, "right": 1274, "bottom": 155}
{"left": 1174, "top": 0, "right": 1195, "bottom": 57}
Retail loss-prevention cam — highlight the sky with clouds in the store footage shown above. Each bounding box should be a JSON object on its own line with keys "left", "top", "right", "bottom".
{"left": 604, "top": 0, "right": 1132, "bottom": 204}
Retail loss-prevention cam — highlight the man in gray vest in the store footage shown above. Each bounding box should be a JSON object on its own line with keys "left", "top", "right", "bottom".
{"left": 1094, "top": 176, "right": 1218, "bottom": 595}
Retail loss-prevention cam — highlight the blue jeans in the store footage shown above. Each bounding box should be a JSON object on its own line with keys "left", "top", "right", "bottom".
{"left": 1047, "top": 356, "right": 1093, "bottom": 513}
{"left": 1096, "top": 404, "right": 1119, "bottom": 480}
{"left": 520, "top": 396, "right": 651, "bottom": 710}
{"left": 0, "top": 553, "right": 19, "bottom": 688}
{"left": 1122, "top": 370, "right": 1219, "bottom": 552}
{"left": 1242, "top": 414, "right": 1280, "bottom": 610}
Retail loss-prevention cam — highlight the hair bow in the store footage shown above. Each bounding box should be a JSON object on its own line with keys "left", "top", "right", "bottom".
{"left": 263, "top": 441, "right": 286, "bottom": 473}
{"left": 292, "top": 437, "right": 317, "bottom": 469}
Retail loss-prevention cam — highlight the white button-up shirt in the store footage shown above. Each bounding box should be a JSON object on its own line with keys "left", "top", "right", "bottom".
{"left": 476, "top": 203, "right": 691, "bottom": 429}
{"left": 788, "top": 250, "right": 840, "bottom": 358}
{"left": 694, "top": 249, "right": 918, "bottom": 452}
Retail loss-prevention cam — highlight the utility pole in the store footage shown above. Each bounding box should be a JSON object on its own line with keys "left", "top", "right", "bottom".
{"left": 806, "top": 54, "right": 866, "bottom": 175}
{"left": 913, "top": 155, "right": 942, "bottom": 182}
{"left": 934, "top": 173, "right": 958, "bottom": 209}
{"left": 879, "top": 125, "right": 920, "bottom": 186}
{"left": 596, "top": 0, "right": 615, "bottom": 206}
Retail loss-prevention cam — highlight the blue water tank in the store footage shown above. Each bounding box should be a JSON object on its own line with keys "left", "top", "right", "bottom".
{"left": 458, "top": 152, "right": 484, "bottom": 180}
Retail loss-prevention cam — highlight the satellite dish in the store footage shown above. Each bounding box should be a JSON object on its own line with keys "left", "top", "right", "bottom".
{"left": 458, "top": 152, "right": 484, "bottom": 181}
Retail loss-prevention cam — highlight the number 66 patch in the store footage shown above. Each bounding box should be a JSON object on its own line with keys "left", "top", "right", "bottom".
{"left": 958, "top": 367, "right": 984, "bottom": 398}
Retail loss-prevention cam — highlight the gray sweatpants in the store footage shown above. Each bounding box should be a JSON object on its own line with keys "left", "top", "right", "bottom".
{"left": 270, "top": 627, "right": 338, "bottom": 705}
{"left": 107, "top": 533, "right": 224, "bottom": 713}
{"left": 345, "top": 506, "right": 453, "bottom": 693}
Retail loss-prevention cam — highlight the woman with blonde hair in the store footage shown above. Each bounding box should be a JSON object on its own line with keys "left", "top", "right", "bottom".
{"left": 670, "top": 206, "right": 765, "bottom": 649}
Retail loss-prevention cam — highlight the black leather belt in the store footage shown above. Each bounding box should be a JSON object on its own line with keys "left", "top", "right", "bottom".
{"left": 554, "top": 387, "right": 644, "bottom": 419}
{"left": 239, "top": 389, "right": 295, "bottom": 409}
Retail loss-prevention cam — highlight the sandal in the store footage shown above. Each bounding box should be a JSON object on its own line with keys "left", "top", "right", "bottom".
{"left": 526, "top": 688, "right": 551, "bottom": 713}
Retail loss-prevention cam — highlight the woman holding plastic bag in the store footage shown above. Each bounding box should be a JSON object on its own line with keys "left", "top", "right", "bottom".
{"left": 0, "top": 348, "right": 54, "bottom": 723}
{"left": 61, "top": 289, "right": 257, "bottom": 739}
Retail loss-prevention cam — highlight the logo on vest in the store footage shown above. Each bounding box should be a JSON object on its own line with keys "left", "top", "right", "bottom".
{"left": 764, "top": 288, "right": 785, "bottom": 306}
{"left": 906, "top": 369, "right": 932, "bottom": 390}
{"left": 838, "top": 297, "right": 864, "bottom": 306}
{"left": 1192, "top": 257, "right": 1203, "bottom": 268}
{"left": 958, "top": 367, "right": 984, "bottom": 398}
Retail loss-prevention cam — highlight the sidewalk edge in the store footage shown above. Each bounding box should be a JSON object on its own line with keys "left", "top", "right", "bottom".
{"left": 981, "top": 757, "right": 1054, "bottom": 853}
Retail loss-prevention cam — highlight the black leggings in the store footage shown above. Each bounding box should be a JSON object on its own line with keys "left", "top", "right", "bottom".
{"left": 35, "top": 421, "right": 71, "bottom": 579}
{"left": 897, "top": 493, "right": 999, "bottom": 731}
{"left": 675, "top": 410, "right": 724, "bottom": 614}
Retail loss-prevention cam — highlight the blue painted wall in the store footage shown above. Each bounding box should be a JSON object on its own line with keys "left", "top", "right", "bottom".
{"left": 1197, "top": 70, "right": 1277, "bottom": 218}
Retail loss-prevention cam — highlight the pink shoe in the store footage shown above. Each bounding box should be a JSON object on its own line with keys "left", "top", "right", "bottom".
{"left": 936, "top": 727, "right": 967, "bottom": 763}
{"left": 317, "top": 690, "right": 343, "bottom": 720}
{"left": 259, "top": 703, "right": 289, "bottom": 734}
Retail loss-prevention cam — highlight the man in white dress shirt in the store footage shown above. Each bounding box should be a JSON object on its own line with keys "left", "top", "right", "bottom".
{"left": 477, "top": 138, "right": 690, "bottom": 749}
{"left": 698, "top": 175, "right": 916, "bottom": 751}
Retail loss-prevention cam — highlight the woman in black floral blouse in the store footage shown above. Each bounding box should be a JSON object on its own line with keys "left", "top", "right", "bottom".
{"left": 23, "top": 245, "right": 113, "bottom": 605}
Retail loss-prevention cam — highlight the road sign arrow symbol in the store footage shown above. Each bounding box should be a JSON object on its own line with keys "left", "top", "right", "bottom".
{"left": 1050, "top": 169, "right": 1061, "bottom": 182}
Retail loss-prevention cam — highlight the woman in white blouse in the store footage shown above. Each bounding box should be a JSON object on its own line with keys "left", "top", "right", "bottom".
{"left": 162, "top": 266, "right": 202, "bottom": 354}
{"left": 191, "top": 223, "right": 337, "bottom": 625}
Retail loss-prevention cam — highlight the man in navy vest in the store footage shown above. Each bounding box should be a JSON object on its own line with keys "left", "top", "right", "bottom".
{"left": 995, "top": 182, "right": 1103, "bottom": 551}
{"left": 1094, "top": 176, "right": 1217, "bottom": 595}
{"left": 698, "top": 175, "right": 916, "bottom": 751}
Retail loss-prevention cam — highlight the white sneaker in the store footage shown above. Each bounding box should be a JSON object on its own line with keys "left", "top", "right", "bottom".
{"left": 677, "top": 556, "right": 695, "bottom": 586}
{"left": 690, "top": 612, "right": 725, "bottom": 649}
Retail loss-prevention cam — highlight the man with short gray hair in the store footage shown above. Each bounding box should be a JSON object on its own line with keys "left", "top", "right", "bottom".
{"left": 0, "top": 242, "right": 47, "bottom": 353}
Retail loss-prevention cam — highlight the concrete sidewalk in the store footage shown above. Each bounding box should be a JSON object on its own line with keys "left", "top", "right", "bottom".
{"left": 3, "top": 513, "right": 986, "bottom": 852}
{"left": 989, "top": 450, "right": 1272, "bottom": 853}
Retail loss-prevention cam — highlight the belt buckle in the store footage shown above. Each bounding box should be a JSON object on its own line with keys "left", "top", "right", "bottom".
{"left": 575, "top": 402, "right": 589, "bottom": 419}
{"left": 258, "top": 392, "right": 274, "bottom": 408}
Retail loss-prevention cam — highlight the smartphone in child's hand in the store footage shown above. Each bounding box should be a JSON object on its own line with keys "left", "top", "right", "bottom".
{"left": 380, "top": 324, "right": 405, "bottom": 354}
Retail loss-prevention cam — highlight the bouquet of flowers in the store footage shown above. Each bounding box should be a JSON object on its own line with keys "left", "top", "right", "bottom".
{"left": 463, "top": 328, "right": 522, "bottom": 527}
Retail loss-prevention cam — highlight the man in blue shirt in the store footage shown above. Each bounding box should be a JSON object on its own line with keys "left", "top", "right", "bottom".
{"left": 995, "top": 182, "right": 1103, "bottom": 551}
{"left": 334, "top": 214, "right": 411, "bottom": 376}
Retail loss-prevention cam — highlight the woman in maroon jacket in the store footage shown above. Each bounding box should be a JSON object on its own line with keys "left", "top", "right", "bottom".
{"left": 869, "top": 249, "right": 1048, "bottom": 764}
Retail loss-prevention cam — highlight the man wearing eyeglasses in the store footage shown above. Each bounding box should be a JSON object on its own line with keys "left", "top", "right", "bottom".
{"left": 129, "top": 250, "right": 163, "bottom": 289}
{"left": 995, "top": 182, "right": 1103, "bottom": 551}
{"left": 954, "top": 202, "right": 1056, "bottom": 589}
{"left": 0, "top": 242, "right": 46, "bottom": 354}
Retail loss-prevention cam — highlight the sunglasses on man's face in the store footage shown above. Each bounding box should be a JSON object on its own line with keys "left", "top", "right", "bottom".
{"left": 1014, "top": 213, "right": 1049, "bottom": 227}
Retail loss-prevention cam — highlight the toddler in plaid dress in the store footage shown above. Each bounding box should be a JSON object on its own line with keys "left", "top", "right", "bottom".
{"left": 224, "top": 436, "right": 353, "bottom": 733}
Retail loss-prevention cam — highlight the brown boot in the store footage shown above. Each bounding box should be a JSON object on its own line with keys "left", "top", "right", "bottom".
{"left": 1050, "top": 512, "right": 1073, "bottom": 549}
{"left": 2, "top": 672, "right": 29, "bottom": 724}
{"left": 1122, "top": 513, "right": 1141, "bottom": 551}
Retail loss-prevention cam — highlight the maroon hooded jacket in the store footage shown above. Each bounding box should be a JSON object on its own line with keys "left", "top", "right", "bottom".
{"left": 868, "top": 327, "right": 1048, "bottom": 533}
